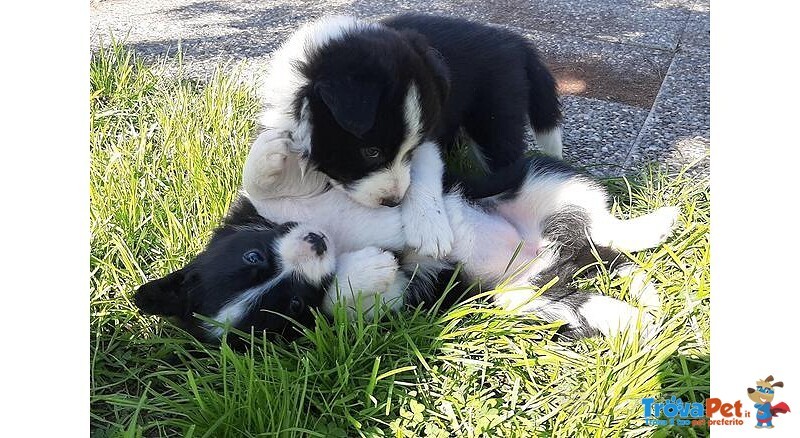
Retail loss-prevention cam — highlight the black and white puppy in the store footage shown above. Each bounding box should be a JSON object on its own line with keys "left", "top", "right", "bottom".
{"left": 137, "top": 151, "right": 678, "bottom": 344}
{"left": 246, "top": 14, "right": 562, "bottom": 258}
{"left": 135, "top": 195, "right": 458, "bottom": 344}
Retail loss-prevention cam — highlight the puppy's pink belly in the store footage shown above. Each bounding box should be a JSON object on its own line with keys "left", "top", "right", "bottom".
{"left": 452, "top": 216, "right": 540, "bottom": 281}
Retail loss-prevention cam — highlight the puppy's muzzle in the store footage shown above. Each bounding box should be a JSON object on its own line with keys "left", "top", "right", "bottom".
{"left": 303, "top": 232, "right": 327, "bottom": 255}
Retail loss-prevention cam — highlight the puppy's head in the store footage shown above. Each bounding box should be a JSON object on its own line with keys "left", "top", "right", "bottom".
{"left": 295, "top": 26, "right": 449, "bottom": 208}
{"left": 134, "top": 221, "right": 336, "bottom": 344}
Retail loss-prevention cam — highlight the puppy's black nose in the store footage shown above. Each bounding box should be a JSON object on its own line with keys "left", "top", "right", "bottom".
{"left": 380, "top": 197, "right": 401, "bottom": 208}
{"left": 303, "top": 232, "right": 327, "bottom": 255}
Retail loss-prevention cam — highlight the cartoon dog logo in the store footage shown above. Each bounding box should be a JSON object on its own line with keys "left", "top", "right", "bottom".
{"left": 747, "top": 375, "right": 791, "bottom": 428}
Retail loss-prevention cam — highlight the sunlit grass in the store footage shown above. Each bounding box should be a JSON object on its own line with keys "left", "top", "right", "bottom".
{"left": 90, "top": 43, "right": 710, "bottom": 437}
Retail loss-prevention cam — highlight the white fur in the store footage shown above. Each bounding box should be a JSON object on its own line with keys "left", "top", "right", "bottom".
{"left": 494, "top": 171, "right": 678, "bottom": 253}
{"left": 275, "top": 224, "right": 337, "bottom": 284}
{"left": 246, "top": 191, "right": 405, "bottom": 255}
{"left": 401, "top": 140, "right": 454, "bottom": 258}
{"left": 495, "top": 172, "right": 608, "bottom": 240}
{"left": 443, "top": 192, "right": 540, "bottom": 284}
{"left": 324, "top": 247, "right": 407, "bottom": 317}
{"left": 614, "top": 264, "right": 661, "bottom": 311}
{"left": 340, "top": 160, "right": 412, "bottom": 208}
{"left": 242, "top": 117, "right": 330, "bottom": 200}
{"left": 591, "top": 206, "right": 679, "bottom": 252}
{"left": 579, "top": 295, "right": 657, "bottom": 341}
{"left": 534, "top": 127, "right": 563, "bottom": 159}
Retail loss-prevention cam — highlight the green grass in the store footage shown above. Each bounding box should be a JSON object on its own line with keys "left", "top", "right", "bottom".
{"left": 90, "top": 43, "right": 710, "bottom": 438}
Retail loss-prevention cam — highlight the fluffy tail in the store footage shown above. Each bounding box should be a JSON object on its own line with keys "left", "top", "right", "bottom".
{"left": 525, "top": 44, "right": 563, "bottom": 158}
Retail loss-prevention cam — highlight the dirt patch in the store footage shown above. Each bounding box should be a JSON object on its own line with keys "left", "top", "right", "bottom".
{"left": 546, "top": 57, "right": 665, "bottom": 108}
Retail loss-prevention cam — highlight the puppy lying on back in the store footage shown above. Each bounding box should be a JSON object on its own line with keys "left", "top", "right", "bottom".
{"left": 136, "top": 138, "right": 679, "bottom": 344}
{"left": 247, "top": 14, "right": 563, "bottom": 259}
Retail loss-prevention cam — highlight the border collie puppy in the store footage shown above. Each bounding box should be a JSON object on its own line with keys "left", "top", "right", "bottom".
{"left": 136, "top": 153, "right": 678, "bottom": 344}
{"left": 246, "top": 14, "right": 562, "bottom": 259}
{"left": 134, "top": 198, "right": 447, "bottom": 345}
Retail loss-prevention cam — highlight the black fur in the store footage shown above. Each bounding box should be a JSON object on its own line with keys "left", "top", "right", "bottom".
{"left": 534, "top": 218, "right": 623, "bottom": 340}
{"left": 135, "top": 156, "right": 631, "bottom": 345}
{"left": 383, "top": 14, "right": 561, "bottom": 168}
{"left": 135, "top": 198, "right": 329, "bottom": 344}
{"left": 445, "top": 155, "right": 585, "bottom": 202}
{"left": 296, "top": 13, "right": 561, "bottom": 188}
{"left": 297, "top": 24, "right": 446, "bottom": 186}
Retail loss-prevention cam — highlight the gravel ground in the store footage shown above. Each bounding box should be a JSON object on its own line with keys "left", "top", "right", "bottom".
{"left": 91, "top": 0, "right": 710, "bottom": 177}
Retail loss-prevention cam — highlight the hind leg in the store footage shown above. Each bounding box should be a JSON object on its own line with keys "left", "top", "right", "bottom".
{"left": 493, "top": 157, "right": 678, "bottom": 253}
{"left": 443, "top": 192, "right": 542, "bottom": 284}
{"left": 495, "top": 278, "right": 658, "bottom": 341}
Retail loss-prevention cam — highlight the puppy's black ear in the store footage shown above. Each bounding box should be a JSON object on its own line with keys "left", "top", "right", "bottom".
{"left": 211, "top": 196, "right": 275, "bottom": 244}
{"left": 400, "top": 30, "right": 450, "bottom": 104}
{"left": 315, "top": 77, "right": 382, "bottom": 139}
{"left": 134, "top": 268, "right": 191, "bottom": 317}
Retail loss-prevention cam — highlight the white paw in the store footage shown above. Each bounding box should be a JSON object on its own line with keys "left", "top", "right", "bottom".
{"left": 327, "top": 247, "right": 403, "bottom": 317}
{"left": 402, "top": 191, "right": 453, "bottom": 258}
{"left": 339, "top": 247, "right": 400, "bottom": 295}
{"left": 614, "top": 264, "right": 661, "bottom": 311}
{"left": 580, "top": 295, "right": 660, "bottom": 344}
{"left": 242, "top": 130, "right": 292, "bottom": 196}
{"left": 650, "top": 206, "right": 680, "bottom": 244}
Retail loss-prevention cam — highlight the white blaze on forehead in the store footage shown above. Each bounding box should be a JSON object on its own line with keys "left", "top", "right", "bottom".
{"left": 403, "top": 84, "right": 424, "bottom": 143}
{"left": 343, "top": 83, "right": 424, "bottom": 207}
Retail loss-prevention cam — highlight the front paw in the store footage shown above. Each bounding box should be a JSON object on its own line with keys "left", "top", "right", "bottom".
{"left": 329, "top": 247, "right": 402, "bottom": 317}
{"left": 402, "top": 192, "right": 453, "bottom": 258}
{"left": 337, "top": 247, "right": 400, "bottom": 297}
{"left": 242, "top": 130, "right": 292, "bottom": 196}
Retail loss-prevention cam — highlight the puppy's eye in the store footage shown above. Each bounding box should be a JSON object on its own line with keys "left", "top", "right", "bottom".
{"left": 243, "top": 249, "right": 266, "bottom": 265}
{"left": 402, "top": 148, "right": 415, "bottom": 163}
{"left": 288, "top": 296, "right": 304, "bottom": 314}
{"left": 361, "top": 147, "right": 382, "bottom": 160}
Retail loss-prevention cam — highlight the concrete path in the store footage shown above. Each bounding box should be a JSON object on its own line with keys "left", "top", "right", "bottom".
{"left": 91, "top": 0, "right": 709, "bottom": 178}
